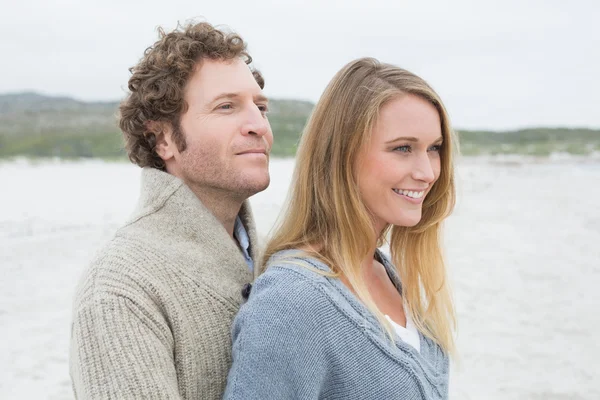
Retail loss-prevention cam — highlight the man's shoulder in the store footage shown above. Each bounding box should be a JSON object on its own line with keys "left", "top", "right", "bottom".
{"left": 88, "top": 231, "right": 168, "bottom": 272}
{"left": 72, "top": 235, "right": 161, "bottom": 305}
{"left": 73, "top": 226, "right": 249, "bottom": 311}
{"left": 73, "top": 230, "right": 199, "bottom": 298}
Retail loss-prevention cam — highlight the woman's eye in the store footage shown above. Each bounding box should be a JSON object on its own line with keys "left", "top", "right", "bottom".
{"left": 218, "top": 104, "right": 232, "bottom": 110}
{"left": 394, "top": 145, "right": 411, "bottom": 153}
{"left": 429, "top": 144, "right": 443, "bottom": 152}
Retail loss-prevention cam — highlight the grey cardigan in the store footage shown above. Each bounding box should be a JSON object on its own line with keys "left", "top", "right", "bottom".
{"left": 225, "top": 250, "right": 449, "bottom": 400}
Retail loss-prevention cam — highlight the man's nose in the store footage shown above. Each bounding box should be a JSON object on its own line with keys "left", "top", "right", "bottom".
{"left": 242, "top": 105, "right": 269, "bottom": 137}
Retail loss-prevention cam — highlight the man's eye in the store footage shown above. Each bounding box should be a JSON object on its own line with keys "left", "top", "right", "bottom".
{"left": 257, "top": 104, "right": 269, "bottom": 113}
{"left": 218, "top": 104, "right": 232, "bottom": 110}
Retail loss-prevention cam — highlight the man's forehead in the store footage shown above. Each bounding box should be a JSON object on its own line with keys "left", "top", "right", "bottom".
{"left": 194, "top": 58, "right": 251, "bottom": 82}
{"left": 191, "top": 59, "right": 262, "bottom": 100}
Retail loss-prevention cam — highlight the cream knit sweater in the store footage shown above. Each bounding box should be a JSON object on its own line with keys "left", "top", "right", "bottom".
{"left": 70, "top": 167, "right": 258, "bottom": 399}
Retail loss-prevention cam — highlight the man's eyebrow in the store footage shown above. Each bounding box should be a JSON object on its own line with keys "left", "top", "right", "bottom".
{"left": 208, "top": 92, "right": 241, "bottom": 104}
{"left": 208, "top": 92, "right": 269, "bottom": 104}
{"left": 254, "top": 94, "right": 269, "bottom": 103}
{"left": 385, "top": 136, "right": 444, "bottom": 144}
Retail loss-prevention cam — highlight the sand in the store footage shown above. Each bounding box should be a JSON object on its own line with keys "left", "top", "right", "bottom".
{"left": 1, "top": 157, "right": 598, "bottom": 399}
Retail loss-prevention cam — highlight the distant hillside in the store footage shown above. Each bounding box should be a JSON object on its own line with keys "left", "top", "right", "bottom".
{"left": 0, "top": 92, "right": 116, "bottom": 113}
{"left": 0, "top": 92, "right": 598, "bottom": 159}
{"left": 459, "top": 127, "right": 600, "bottom": 156}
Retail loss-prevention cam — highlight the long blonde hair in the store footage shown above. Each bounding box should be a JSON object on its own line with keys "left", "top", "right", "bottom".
{"left": 262, "top": 57, "right": 458, "bottom": 354}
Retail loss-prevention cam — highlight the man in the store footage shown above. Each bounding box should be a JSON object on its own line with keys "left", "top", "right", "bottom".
{"left": 69, "top": 21, "right": 272, "bottom": 399}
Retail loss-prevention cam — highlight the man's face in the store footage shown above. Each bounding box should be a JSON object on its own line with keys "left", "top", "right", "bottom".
{"left": 164, "top": 58, "right": 273, "bottom": 200}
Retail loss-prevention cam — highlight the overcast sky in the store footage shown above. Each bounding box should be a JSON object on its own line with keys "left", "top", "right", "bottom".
{"left": 1, "top": 0, "right": 598, "bottom": 130}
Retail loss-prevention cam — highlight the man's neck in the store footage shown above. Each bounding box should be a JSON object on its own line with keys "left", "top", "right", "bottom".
{"left": 188, "top": 185, "right": 244, "bottom": 239}
{"left": 163, "top": 164, "right": 246, "bottom": 238}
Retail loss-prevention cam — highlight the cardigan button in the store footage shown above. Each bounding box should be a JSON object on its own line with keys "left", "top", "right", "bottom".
{"left": 241, "top": 283, "right": 252, "bottom": 300}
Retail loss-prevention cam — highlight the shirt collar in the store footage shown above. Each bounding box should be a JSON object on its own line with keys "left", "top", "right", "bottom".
{"left": 234, "top": 215, "right": 254, "bottom": 271}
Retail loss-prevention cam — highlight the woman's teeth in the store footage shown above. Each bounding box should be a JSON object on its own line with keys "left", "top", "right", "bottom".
{"left": 393, "top": 189, "right": 425, "bottom": 199}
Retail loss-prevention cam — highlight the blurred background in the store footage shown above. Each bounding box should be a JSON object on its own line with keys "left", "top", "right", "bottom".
{"left": 1, "top": 0, "right": 599, "bottom": 399}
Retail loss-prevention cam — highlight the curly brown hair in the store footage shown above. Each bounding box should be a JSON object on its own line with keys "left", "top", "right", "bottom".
{"left": 119, "top": 21, "right": 265, "bottom": 170}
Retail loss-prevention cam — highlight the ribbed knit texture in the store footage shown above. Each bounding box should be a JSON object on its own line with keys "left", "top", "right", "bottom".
{"left": 70, "top": 167, "right": 258, "bottom": 399}
{"left": 225, "top": 250, "right": 449, "bottom": 400}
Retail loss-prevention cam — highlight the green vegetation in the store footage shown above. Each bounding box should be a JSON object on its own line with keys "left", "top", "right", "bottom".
{"left": 1, "top": 92, "right": 598, "bottom": 159}
{"left": 457, "top": 128, "right": 600, "bottom": 156}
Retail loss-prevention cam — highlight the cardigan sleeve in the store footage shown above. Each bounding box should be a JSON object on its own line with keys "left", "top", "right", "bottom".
{"left": 224, "top": 266, "right": 330, "bottom": 399}
{"left": 70, "top": 294, "right": 182, "bottom": 399}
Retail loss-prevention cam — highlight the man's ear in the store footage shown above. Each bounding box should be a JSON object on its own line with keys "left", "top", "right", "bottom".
{"left": 146, "top": 121, "right": 175, "bottom": 162}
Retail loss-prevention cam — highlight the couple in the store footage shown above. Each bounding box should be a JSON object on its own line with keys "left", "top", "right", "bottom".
{"left": 70, "top": 21, "right": 457, "bottom": 400}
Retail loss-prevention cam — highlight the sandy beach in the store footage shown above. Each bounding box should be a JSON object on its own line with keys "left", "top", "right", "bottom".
{"left": 1, "top": 157, "right": 598, "bottom": 399}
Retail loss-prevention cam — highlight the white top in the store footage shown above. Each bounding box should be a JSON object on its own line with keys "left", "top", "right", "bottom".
{"left": 385, "top": 312, "right": 421, "bottom": 353}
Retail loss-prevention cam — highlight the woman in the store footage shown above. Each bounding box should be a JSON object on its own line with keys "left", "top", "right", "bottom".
{"left": 225, "top": 57, "right": 457, "bottom": 399}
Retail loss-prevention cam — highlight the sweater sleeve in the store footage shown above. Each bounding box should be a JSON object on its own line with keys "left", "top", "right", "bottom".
{"left": 70, "top": 294, "right": 181, "bottom": 399}
{"left": 224, "top": 267, "right": 330, "bottom": 400}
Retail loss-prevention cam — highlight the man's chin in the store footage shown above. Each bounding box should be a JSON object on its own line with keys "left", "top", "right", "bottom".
{"left": 241, "top": 176, "right": 270, "bottom": 197}
{"left": 252, "top": 178, "right": 271, "bottom": 194}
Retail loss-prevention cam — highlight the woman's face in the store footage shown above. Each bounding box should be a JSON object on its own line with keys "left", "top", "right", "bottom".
{"left": 356, "top": 94, "right": 443, "bottom": 235}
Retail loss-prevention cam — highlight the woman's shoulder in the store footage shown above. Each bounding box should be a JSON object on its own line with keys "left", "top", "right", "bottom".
{"left": 251, "top": 250, "right": 333, "bottom": 302}
{"left": 233, "top": 251, "right": 340, "bottom": 344}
